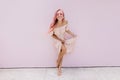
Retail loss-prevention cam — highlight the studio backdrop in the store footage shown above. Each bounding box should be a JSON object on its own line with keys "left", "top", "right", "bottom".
{"left": 0, "top": 0, "right": 120, "bottom": 68}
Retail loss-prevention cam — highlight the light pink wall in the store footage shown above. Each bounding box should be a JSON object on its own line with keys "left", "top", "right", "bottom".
{"left": 0, "top": 0, "right": 120, "bottom": 68}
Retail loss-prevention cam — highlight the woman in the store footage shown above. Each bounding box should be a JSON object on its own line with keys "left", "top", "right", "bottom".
{"left": 48, "top": 9, "right": 77, "bottom": 76}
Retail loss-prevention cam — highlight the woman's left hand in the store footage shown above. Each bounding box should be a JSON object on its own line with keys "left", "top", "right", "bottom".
{"left": 72, "top": 34, "right": 77, "bottom": 38}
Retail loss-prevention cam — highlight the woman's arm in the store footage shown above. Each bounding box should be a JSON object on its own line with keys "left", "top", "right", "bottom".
{"left": 66, "top": 29, "right": 76, "bottom": 37}
{"left": 52, "top": 33, "right": 65, "bottom": 43}
{"left": 65, "top": 21, "right": 76, "bottom": 37}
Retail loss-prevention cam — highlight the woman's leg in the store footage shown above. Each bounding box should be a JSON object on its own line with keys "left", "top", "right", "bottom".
{"left": 56, "top": 44, "right": 66, "bottom": 75}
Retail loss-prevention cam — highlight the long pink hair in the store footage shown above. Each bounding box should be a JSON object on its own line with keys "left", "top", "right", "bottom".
{"left": 48, "top": 9, "right": 65, "bottom": 33}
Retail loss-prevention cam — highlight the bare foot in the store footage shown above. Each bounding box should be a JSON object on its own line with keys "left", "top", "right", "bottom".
{"left": 57, "top": 67, "right": 62, "bottom": 76}
{"left": 57, "top": 69, "right": 61, "bottom": 76}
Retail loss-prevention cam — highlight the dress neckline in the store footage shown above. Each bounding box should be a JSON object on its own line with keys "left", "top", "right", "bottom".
{"left": 54, "top": 24, "right": 67, "bottom": 29}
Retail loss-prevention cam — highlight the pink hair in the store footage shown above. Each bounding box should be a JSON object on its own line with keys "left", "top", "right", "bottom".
{"left": 48, "top": 9, "right": 65, "bottom": 33}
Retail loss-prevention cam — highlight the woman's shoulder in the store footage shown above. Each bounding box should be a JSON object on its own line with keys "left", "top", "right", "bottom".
{"left": 63, "top": 20, "right": 68, "bottom": 25}
{"left": 61, "top": 20, "right": 68, "bottom": 27}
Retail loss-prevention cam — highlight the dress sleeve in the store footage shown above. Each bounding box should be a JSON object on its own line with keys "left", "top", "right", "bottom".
{"left": 48, "top": 27, "right": 54, "bottom": 36}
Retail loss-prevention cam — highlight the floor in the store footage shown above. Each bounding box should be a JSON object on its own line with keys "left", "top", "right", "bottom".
{"left": 0, "top": 67, "right": 120, "bottom": 80}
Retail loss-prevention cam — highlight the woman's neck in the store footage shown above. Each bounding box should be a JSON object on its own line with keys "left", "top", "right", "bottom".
{"left": 57, "top": 20, "right": 62, "bottom": 24}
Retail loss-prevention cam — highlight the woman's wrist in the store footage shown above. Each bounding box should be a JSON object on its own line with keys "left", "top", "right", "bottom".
{"left": 60, "top": 39, "right": 65, "bottom": 44}
{"left": 60, "top": 39, "right": 64, "bottom": 42}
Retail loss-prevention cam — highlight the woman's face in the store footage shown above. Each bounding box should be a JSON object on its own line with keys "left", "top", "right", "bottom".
{"left": 56, "top": 10, "right": 64, "bottom": 21}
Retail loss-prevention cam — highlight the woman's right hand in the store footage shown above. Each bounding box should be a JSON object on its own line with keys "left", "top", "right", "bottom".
{"left": 61, "top": 40, "right": 65, "bottom": 44}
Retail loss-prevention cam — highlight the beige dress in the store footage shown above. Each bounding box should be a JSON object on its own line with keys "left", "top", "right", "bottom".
{"left": 49, "top": 24, "right": 76, "bottom": 54}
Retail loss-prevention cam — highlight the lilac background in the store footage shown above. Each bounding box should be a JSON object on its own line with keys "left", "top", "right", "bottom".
{"left": 0, "top": 0, "right": 120, "bottom": 68}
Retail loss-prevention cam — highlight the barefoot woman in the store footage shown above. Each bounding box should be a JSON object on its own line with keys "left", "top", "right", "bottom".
{"left": 48, "top": 9, "right": 76, "bottom": 76}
